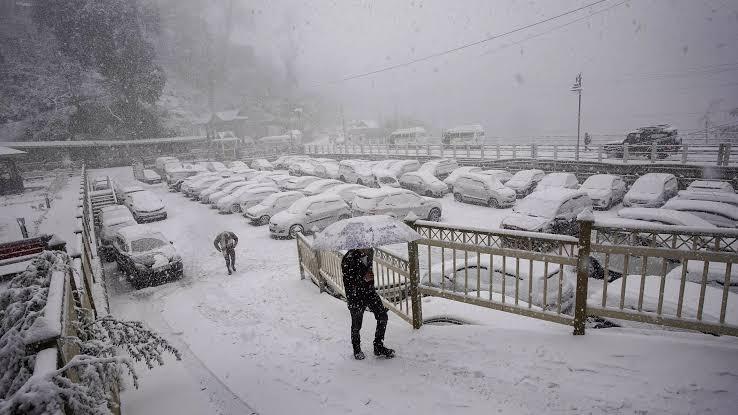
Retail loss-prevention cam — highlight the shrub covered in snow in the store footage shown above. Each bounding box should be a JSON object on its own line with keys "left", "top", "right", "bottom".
{"left": 0, "top": 251, "right": 181, "bottom": 415}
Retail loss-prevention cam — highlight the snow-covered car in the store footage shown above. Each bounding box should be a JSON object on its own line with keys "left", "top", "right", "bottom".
{"left": 205, "top": 161, "right": 228, "bottom": 172}
{"left": 398, "top": 171, "right": 449, "bottom": 197}
{"left": 184, "top": 175, "right": 226, "bottom": 199}
{"left": 165, "top": 164, "right": 205, "bottom": 191}
{"left": 501, "top": 189, "right": 592, "bottom": 235}
{"left": 155, "top": 156, "right": 180, "bottom": 173}
{"left": 180, "top": 173, "right": 220, "bottom": 196}
{"left": 477, "top": 169, "right": 513, "bottom": 184}
{"left": 141, "top": 169, "right": 162, "bottom": 184}
{"left": 675, "top": 189, "right": 738, "bottom": 206}
{"left": 273, "top": 155, "right": 307, "bottom": 169}
{"left": 177, "top": 172, "right": 216, "bottom": 193}
{"left": 237, "top": 187, "right": 280, "bottom": 213}
{"left": 338, "top": 160, "right": 375, "bottom": 185}
{"left": 228, "top": 161, "right": 249, "bottom": 170}
{"left": 301, "top": 179, "right": 344, "bottom": 196}
{"left": 288, "top": 161, "right": 318, "bottom": 176}
{"left": 207, "top": 181, "right": 256, "bottom": 206}
{"left": 580, "top": 174, "right": 628, "bottom": 210}
{"left": 421, "top": 255, "right": 574, "bottom": 312}
{"left": 280, "top": 176, "right": 322, "bottom": 191}
{"left": 251, "top": 158, "right": 274, "bottom": 171}
{"left": 325, "top": 183, "right": 368, "bottom": 206}
{"left": 99, "top": 205, "right": 134, "bottom": 225}
{"left": 314, "top": 160, "right": 340, "bottom": 179}
{"left": 244, "top": 191, "right": 305, "bottom": 225}
{"left": 443, "top": 166, "right": 482, "bottom": 186}
{"left": 375, "top": 173, "right": 401, "bottom": 189}
{"left": 453, "top": 173, "right": 516, "bottom": 207}
{"left": 111, "top": 225, "right": 182, "bottom": 289}
{"left": 123, "top": 190, "right": 167, "bottom": 222}
{"left": 662, "top": 199, "right": 738, "bottom": 228}
{"left": 215, "top": 184, "right": 279, "bottom": 213}
{"left": 98, "top": 215, "right": 137, "bottom": 260}
{"left": 198, "top": 176, "right": 247, "bottom": 203}
{"left": 419, "top": 158, "right": 459, "bottom": 179}
{"left": 386, "top": 160, "right": 421, "bottom": 177}
{"left": 685, "top": 180, "right": 735, "bottom": 194}
{"left": 617, "top": 208, "right": 717, "bottom": 229}
{"left": 535, "top": 172, "right": 579, "bottom": 192}
{"left": 622, "top": 173, "right": 678, "bottom": 208}
{"left": 112, "top": 183, "right": 144, "bottom": 203}
{"left": 504, "top": 169, "right": 545, "bottom": 197}
{"left": 269, "top": 194, "right": 351, "bottom": 238}
{"left": 351, "top": 188, "right": 442, "bottom": 221}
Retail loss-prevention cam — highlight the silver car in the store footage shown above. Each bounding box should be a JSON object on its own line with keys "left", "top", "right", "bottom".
{"left": 351, "top": 188, "right": 442, "bottom": 221}
{"left": 244, "top": 191, "right": 305, "bottom": 225}
{"left": 399, "top": 171, "right": 449, "bottom": 197}
{"left": 453, "top": 173, "right": 516, "bottom": 208}
{"left": 237, "top": 187, "right": 280, "bottom": 213}
{"left": 269, "top": 194, "right": 351, "bottom": 238}
{"left": 505, "top": 169, "right": 545, "bottom": 198}
{"left": 580, "top": 174, "right": 627, "bottom": 210}
{"left": 622, "top": 173, "right": 678, "bottom": 208}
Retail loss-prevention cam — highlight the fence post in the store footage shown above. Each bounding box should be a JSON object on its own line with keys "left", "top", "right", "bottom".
{"left": 427, "top": 144, "right": 431, "bottom": 156}
{"left": 681, "top": 144, "right": 688, "bottom": 164}
{"left": 553, "top": 145, "right": 558, "bottom": 161}
{"left": 531, "top": 144, "right": 537, "bottom": 159}
{"left": 466, "top": 144, "right": 470, "bottom": 158}
{"left": 480, "top": 144, "right": 485, "bottom": 159}
{"left": 296, "top": 238, "right": 305, "bottom": 280}
{"left": 573, "top": 217, "right": 593, "bottom": 335}
{"left": 512, "top": 145, "right": 517, "bottom": 159}
{"left": 453, "top": 144, "right": 457, "bottom": 158}
{"left": 651, "top": 144, "right": 657, "bottom": 164}
{"left": 496, "top": 144, "right": 500, "bottom": 159}
{"left": 597, "top": 145, "right": 603, "bottom": 163}
{"left": 623, "top": 144, "right": 629, "bottom": 164}
{"left": 724, "top": 143, "right": 731, "bottom": 166}
{"left": 404, "top": 219, "right": 423, "bottom": 329}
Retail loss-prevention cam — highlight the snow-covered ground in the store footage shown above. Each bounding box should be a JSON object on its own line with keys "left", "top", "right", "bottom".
{"left": 81, "top": 166, "right": 738, "bottom": 415}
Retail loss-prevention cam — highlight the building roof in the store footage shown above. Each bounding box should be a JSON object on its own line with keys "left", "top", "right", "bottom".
{"left": 0, "top": 146, "right": 26, "bottom": 158}
{"left": 2, "top": 136, "right": 206, "bottom": 148}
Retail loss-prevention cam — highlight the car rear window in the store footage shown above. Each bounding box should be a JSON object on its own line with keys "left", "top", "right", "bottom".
{"left": 131, "top": 237, "right": 166, "bottom": 252}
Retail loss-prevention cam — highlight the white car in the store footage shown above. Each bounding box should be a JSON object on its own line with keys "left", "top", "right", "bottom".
{"left": 179, "top": 172, "right": 218, "bottom": 194}
{"left": 385, "top": 160, "right": 420, "bottom": 177}
{"left": 228, "top": 161, "right": 249, "bottom": 169}
{"left": 686, "top": 180, "right": 734, "bottom": 194}
{"left": 419, "top": 158, "right": 459, "bottom": 179}
{"left": 443, "top": 166, "right": 482, "bottom": 186}
{"left": 112, "top": 183, "right": 144, "bottom": 203}
{"left": 98, "top": 216, "right": 138, "bottom": 260}
{"left": 123, "top": 190, "right": 167, "bottom": 222}
{"left": 501, "top": 189, "right": 592, "bottom": 235}
{"left": 622, "top": 173, "right": 678, "bottom": 207}
{"left": 338, "top": 160, "right": 376, "bottom": 185}
{"left": 375, "top": 172, "right": 401, "bottom": 189}
{"left": 478, "top": 169, "right": 512, "bottom": 184}
{"left": 504, "top": 169, "right": 545, "bottom": 197}
{"left": 326, "top": 183, "right": 368, "bottom": 206}
{"left": 244, "top": 191, "right": 305, "bottom": 225}
{"left": 617, "top": 208, "right": 717, "bottom": 229}
{"left": 216, "top": 184, "right": 279, "bottom": 213}
{"left": 535, "top": 172, "right": 579, "bottom": 192}
{"left": 205, "top": 161, "right": 228, "bottom": 172}
{"left": 301, "top": 179, "right": 344, "bottom": 196}
{"left": 111, "top": 225, "right": 182, "bottom": 289}
{"left": 251, "top": 158, "right": 274, "bottom": 171}
{"left": 675, "top": 189, "right": 738, "bottom": 206}
{"left": 288, "top": 161, "right": 318, "bottom": 176}
{"left": 351, "top": 188, "right": 442, "bottom": 221}
{"left": 580, "top": 174, "right": 628, "bottom": 210}
{"left": 399, "top": 171, "right": 449, "bottom": 197}
{"left": 453, "top": 173, "right": 516, "bottom": 208}
{"left": 182, "top": 174, "right": 224, "bottom": 197}
{"left": 198, "top": 176, "right": 247, "bottom": 202}
{"left": 269, "top": 194, "right": 351, "bottom": 238}
{"left": 141, "top": 169, "right": 162, "bottom": 184}
{"left": 207, "top": 181, "right": 253, "bottom": 206}
{"left": 314, "top": 160, "right": 340, "bottom": 179}
{"left": 99, "top": 205, "right": 134, "bottom": 224}
{"left": 280, "top": 176, "right": 322, "bottom": 191}
{"left": 662, "top": 199, "right": 738, "bottom": 228}
{"left": 238, "top": 187, "right": 280, "bottom": 213}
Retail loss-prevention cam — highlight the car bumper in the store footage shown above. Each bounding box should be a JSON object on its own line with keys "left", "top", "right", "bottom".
{"left": 623, "top": 200, "right": 660, "bottom": 208}
{"left": 269, "top": 223, "right": 289, "bottom": 236}
{"left": 133, "top": 260, "right": 183, "bottom": 283}
{"left": 134, "top": 210, "right": 167, "bottom": 222}
{"left": 498, "top": 199, "right": 516, "bottom": 208}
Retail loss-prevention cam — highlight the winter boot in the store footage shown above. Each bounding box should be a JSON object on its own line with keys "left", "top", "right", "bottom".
{"left": 373, "top": 343, "right": 395, "bottom": 358}
{"left": 227, "top": 267, "right": 232, "bottom": 275}
{"left": 353, "top": 345, "right": 365, "bottom": 360}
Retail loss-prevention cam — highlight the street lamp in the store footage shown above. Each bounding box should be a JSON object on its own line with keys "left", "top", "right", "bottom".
{"left": 571, "top": 73, "right": 583, "bottom": 161}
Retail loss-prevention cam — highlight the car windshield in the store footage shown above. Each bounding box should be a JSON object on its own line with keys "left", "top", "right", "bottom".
{"left": 288, "top": 198, "right": 313, "bottom": 214}
{"left": 513, "top": 195, "right": 560, "bottom": 218}
{"left": 379, "top": 177, "right": 396, "bottom": 184}
{"left": 131, "top": 237, "right": 167, "bottom": 252}
{"left": 260, "top": 193, "right": 283, "bottom": 207}
{"left": 582, "top": 175, "right": 613, "bottom": 189}
{"left": 354, "top": 195, "right": 380, "bottom": 210}
{"left": 631, "top": 176, "right": 664, "bottom": 193}
{"left": 509, "top": 170, "right": 534, "bottom": 182}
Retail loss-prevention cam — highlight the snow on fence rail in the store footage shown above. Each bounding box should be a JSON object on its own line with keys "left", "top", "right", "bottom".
{"left": 304, "top": 142, "right": 736, "bottom": 167}
{"left": 295, "top": 217, "right": 738, "bottom": 337}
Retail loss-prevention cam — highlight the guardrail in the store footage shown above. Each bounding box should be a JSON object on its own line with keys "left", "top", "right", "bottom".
{"left": 304, "top": 142, "right": 736, "bottom": 166}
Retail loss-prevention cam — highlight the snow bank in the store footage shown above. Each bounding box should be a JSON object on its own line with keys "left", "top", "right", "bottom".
{"left": 33, "top": 347, "right": 59, "bottom": 375}
{"left": 24, "top": 270, "right": 65, "bottom": 345}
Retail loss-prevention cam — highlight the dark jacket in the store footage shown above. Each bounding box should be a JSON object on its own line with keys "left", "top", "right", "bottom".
{"left": 214, "top": 231, "right": 238, "bottom": 251}
{"left": 341, "top": 249, "right": 376, "bottom": 307}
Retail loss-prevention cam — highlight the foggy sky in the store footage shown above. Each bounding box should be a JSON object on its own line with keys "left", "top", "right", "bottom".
{"left": 234, "top": 0, "right": 738, "bottom": 138}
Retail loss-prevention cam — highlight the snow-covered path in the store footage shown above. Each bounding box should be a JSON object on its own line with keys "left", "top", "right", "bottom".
{"left": 98, "top": 167, "right": 738, "bottom": 415}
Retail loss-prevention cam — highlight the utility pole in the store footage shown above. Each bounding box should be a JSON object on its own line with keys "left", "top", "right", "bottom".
{"left": 705, "top": 118, "right": 709, "bottom": 144}
{"left": 571, "top": 73, "right": 583, "bottom": 161}
{"left": 340, "top": 105, "right": 346, "bottom": 143}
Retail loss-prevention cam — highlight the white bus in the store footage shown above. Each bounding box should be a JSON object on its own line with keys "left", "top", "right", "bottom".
{"left": 388, "top": 127, "right": 428, "bottom": 146}
{"left": 258, "top": 130, "right": 302, "bottom": 147}
{"left": 442, "top": 124, "right": 485, "bottom": 147}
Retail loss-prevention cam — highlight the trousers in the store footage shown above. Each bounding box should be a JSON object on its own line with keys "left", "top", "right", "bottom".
{"left": 348, "top": 291, "right": 388, "bottom": 350}
{"left": 223, "top": 247, "right": 236, "bottom": 271}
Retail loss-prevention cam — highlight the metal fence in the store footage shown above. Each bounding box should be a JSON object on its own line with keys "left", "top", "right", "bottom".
{"left": 304, "top": 142, "right": 736, "bottom": 167}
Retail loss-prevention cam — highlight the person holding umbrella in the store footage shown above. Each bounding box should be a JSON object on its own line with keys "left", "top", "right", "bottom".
{"left": 313, "top": 215, "right": 422, "bottom": 360}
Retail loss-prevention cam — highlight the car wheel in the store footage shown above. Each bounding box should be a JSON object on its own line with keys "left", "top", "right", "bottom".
{"left": 231, "top": 204, "right": 241, "bottom": 213}
{"left": 289, "top": 224, "right": 304, "bottom": 239}
{"left": 453, "top": 192, "right": 462, "bottom": 202}
{"left": 357, "top": 179, "right": 363, "bottom": 186}
{"left": 487, "top": 198, "right": 499, "bottom": 208}
{"left": 339, "top": 214, "right": 350, "bottom": 220}
{"left": 425, "top": 190, "right": 433, "bottom": 197}
{"left": 259, "top": 215, "right": 270, "bottom": 225}
{"left": 340, "top": 175, "right": 346, "bottom": 182}
{"left": 427, "top": 207, "right": 441, "bottom": 222}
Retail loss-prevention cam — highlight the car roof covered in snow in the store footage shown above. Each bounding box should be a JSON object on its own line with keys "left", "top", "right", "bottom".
{"left": 301, "top": 193, "right": 345, "bottom": 203}
{"left": 676, "top": 190, "right": 738, "bottom": 205}
{"left": 526, "top": 188, "right": 586, "bottom": 201}
{"left": 663, "top": 199, "right": 738, "bottom": 220}
{"left": 355, "top": 187, "right": 414, "bottom": 199}
{"left": 303, "top": 179, "right": 342, "bottom": 190}
{"left": 116, "top": 224, "right": 166, "bottom": 241}
{"left": 617, "top": 208, "right": 716, "bottom": 228}
{"left": 402, "top": 170, "right": 441, "bottom": 182}
{"left": 687, "top": 180, "right": 735, "bottom": 193}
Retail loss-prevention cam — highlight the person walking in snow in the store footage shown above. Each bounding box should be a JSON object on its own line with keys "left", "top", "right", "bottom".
{"left": 213, "top": 231, "right": 239, "bottom": 275}
{"left": 341, "top": 248, "right": 395, "bottom": 360}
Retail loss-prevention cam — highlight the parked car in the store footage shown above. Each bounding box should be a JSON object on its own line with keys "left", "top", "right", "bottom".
{"left": 535, "top": 172, "right": 579, "bottom": 192}
{"left": 501, "top": 189, "right": 592, "bottom": 235}
{"left": 99, "top": 205, "right": 134, "bottom": 225}
{"left": 180, "top": 173, "right": 220, "bottom": 197}
{"left": 165, "top": 164, "right": 205, "bottom": 191}
{"left": 685, "top": 180, "right": 735, "bottom": 194}
{"left": 325, "top": 183, "right": 368, "bottom": 206}
{"left": 280, "top": 176, "right": 322, "bottom": 191}
{"left": 288, "top": 161, "right": 318, "bottom": 176}
{"left": 453, "top": 173, "right": 516, "bottom": 207}
{"left": 604, "top": 125, "right": 681, "bottom": 159}
{"left": 198, "top": 176, "right": 247, "bottom": 202}
{"left": 419, "top": 158, "right": 459, "bottom": 179}
{"left": 112, "top": 182, "right": 144, "bottom": 203}
{"left": 98, "top": 215, "right": 137, "bottom": 260}
{"left": 301, "top": 179, "right": 344, "bottom": 196}
{"left": 662, "top": 199, "right": 738, "bottom": 228}
{"left": 375, "top": 173, "right": 401, "bottom": 189}
{"left": 269, "top": 194, "right": 351, "bottom": 238}
{"left": 205, "top": 161, "right": 228, "bottom": 172}
{"left": 478, "top": 169, "right": 513, "bottom": 184}
{"left": 338, "top": 160, "right": 375, "bottom": 185}
{"left": 676, "top": 189, "right": 738, "bottom": 206}
{"left": 580, "top": 174, "right": 628, "bottom": 210}
{"left": 398, "top": 171, "right": 448, "bottom": 197}
{"left": 244, "top": 191, "right": 306, "bottom": 225}
{"left": 352, "top": 188, "right": 442, "bottom": 221}
{"left": 123, "top": 190, "right": 167, "bottom": 222}
{"left": 238, "top": 187, "right": 280, "bottom": 213}
{"left": 141, "top": 169, "right": 162, "bottom": 184}
{"left": 207, "top": 181, "right": 252, "bottom": 206}
{"left": 251, "top": 158, "right": 274, "bottom": 171}
{"left": 504, "top": 169, "right": 545, "bottom": 197}
{"left": 228, "top": 161, "right": 249, "bottom": 170}
{"left": 443, "top": 166, "right": 482, "bottom": 186}
{"left": 386, "top": 160, "right": 421, "bottom": 177}
{"left": 215, "top": 184, "right": 279, "bottom": 213}
{"left": 314, "top": 160, "right": 340, "bottom": 179}
{"left": 617, "top": 207, "right": 716, "bottom": 228}
{"left": 273, "top": 155, "right": 308, "bottom": 169}
{"left": 622, "top": 173, "right": 678, "bottom": 207}
{"left": 111, "top": 225, "right": 183, "bottom": 289}
{"left": 185, "top": 175, "right": 226, "bottom": 199}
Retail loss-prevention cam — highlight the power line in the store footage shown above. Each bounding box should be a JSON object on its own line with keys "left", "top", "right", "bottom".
{"left": 312, "top": 0, "right": 612, "bottom": 86}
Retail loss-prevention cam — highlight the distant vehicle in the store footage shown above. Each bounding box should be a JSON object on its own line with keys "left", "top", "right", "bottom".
{"left": 685, "top": 180, "right": 735, "bottom": 194}
{"left": 385, "top": 160, "right": 421, "bottom": 177}
{"left": 617, "top": 208, "right": 716, "bottom": 229}
{"left": 280, "top": 176, "right": 322, "bottom": 191}
{"left": 661, "top": 199, "right": 738, "bottom": 228}
{"left": 501, "top": 189, "right": 593, "bottom": 234}
{"left": 207, "top": 181, "right": 253, "bottom": 206}
{"left": 166, "top": 164, "right": 207, "bottom": 191}
{"left": 244, "top": 191, "right": 306, "bottom": 225}
{"left": 198, "top": 176, "right": 247, "bottom": 203}
{"left": 338, "top": 160, "right": 375, "bottom": 185}
{"left": 141, "top": 169, "right": 162, "bottom": 184}
{"left": 580, "top": 174, "right": 628, "bottom": 210}
{"left": 604, "top": 125, "right": 681, "bottom": 159}
{"left": 184, "top": 175, "right": 225, "bottom": 198}
{"left": 301, "top": 179, "right": 344, "bottom": 196}
{"left": 237, "top": 187, "right": 280, "bottom": 213}
{"left": 535, "top": 172, "right": 579, "bottom": 192}
{"left": 251, "top": 159, "right": 274, "bottom": 171}
{"left": 441, "top": 124, "right": 485, "bottom": 147}
{"left": 288, "top": 161, "right": 318, "bottom": 176}
{"left": 504, "top": 169, "right": 545, "bottom": 198}
{"left": 205, "top": 161, "right": 228, "bottom": 172}
{"left": 269, "top": 194, "right": 351, "bottom": 238}
{"left": 388, "top": 127, "right": 428, "bottom": 145}
{"left": 419, "top": 158, "right": 459, "bottom": 179}
{"left": 215, "top": 184, "right": 280, "bottom": 213}
{"left": 352, "top": 188, "right": 442, "bottom": 221}
{"left": 123, "top": 190, "right": 167, "bottom": 222}
{"left": 273, "top": 155, "right": 308, "bottom": 169}
{"left": 453, "top": 173, "right": 516, "bottom": 207}
{"left": 179, "top": 172, "right": 218, "bottom": 195}
{"left": 399, "top": 171, "right": 449, "bottom": 197}
{"left": 111, "top": 225, "right": 183, "bottom": 289}
{"left": 477, "top": 169, "right": 512, "bottom": 184}
{"left": 314, "top": 160, "right": 340, "bottom": 179}
{"left": 443, "top": 166, "right": 482, "bottom": 186}
{"left": 622, "top": 173, "right": 678, "bottom": 208}
{"left": 228, "top": 161, "right": 249, "bottom": 170}
{"left": 326, "top": 183, "right": 368, "bottom": 206}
